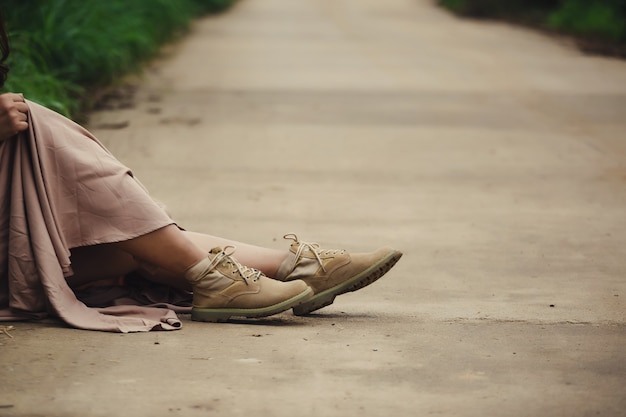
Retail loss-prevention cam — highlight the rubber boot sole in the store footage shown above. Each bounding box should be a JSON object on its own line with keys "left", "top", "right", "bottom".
{"left": 192, "top": 287, "right": 313, "bottom": 322}
{"left": 293, "top": 250, "right": 403, "bottom": 316}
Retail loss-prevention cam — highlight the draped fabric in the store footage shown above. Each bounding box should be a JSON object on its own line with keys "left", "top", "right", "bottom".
{"left": 0, "top": 100, "right": 184, "bottom": 332}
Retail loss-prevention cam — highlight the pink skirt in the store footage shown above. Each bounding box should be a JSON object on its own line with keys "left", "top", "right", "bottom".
{"left": 0, "top": 100, "right": 186, "bottom": 332}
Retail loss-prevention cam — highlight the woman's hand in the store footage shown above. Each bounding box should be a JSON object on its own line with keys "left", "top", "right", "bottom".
{"left": 0, "top": 93, "right": 28, "bottom": 142}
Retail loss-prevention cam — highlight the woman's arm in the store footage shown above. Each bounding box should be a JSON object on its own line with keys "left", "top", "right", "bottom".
{"left": 0, "top": 92, "right": 28, "bottom": 141}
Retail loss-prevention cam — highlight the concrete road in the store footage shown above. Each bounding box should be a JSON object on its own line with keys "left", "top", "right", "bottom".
{"left": 2, "top": 0, "right": 625, "bottom": 416}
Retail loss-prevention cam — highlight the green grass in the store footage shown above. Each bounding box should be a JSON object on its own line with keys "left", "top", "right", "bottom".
{"left": 0, "top": 0, "right": 235, "bottom": 117}
{"left": 547, "top": 0, "right": 626, "bottom": 41}
{"left": 438, "top": 0, "right": 559, "bottom": 23}
{"left": 439, "top": 0, "right": 626, "bottom": 54}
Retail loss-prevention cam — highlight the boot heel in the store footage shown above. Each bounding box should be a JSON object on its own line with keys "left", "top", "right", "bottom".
{"left": 293, "top": 293, "right": 336, "bottom": 316}
{"left": 191, "top": 309, "right": 233, "bottom": 323}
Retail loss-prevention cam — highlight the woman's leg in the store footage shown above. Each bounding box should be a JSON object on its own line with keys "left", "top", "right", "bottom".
{"left": 67, "top": 226, "right": 311, "bottom": 322}
{"left": 182, "top": 231, "right": 288, "bottom": 277}
{"left": 67, "top": 225, "right": 206, "bottom": 288}
{"left": 67, "top": 226, "right": 290, "bottom": 288}
{"left": 120, "top": 231, "right": 290, "bottom": 290}
{"left": 114, "top": 225, "right": 207, "bottom": 275}
{"left": 67, "top": 244, "right": 139, "bottom": 287}
{"left": 67, "top": 226, "right": 402, "bottom": 318}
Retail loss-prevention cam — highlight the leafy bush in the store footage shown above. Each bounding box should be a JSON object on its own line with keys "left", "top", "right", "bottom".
{"left": 0, "top": 0, "right": 234, "bottom": 117}
{"left": 439, "top": 0, "right": 559, "bottom": 23}
{"left": 439, "top": 0, "right": 626, "bottom": 46}
{"left": 547, "top": 0, "right": 626, "bottom": 41}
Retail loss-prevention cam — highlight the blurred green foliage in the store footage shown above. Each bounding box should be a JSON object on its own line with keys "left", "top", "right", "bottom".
{"left": 439, "top": 0, "right": 560, "bottom": 23}
{"left": 0, "top": 0, "right": 234, "bottom": 117}
{"left": 548, "top": 0, "right": 626, "bottom": 40}
{"left": 439, "top": 0, "right": 626, "bottom": 45}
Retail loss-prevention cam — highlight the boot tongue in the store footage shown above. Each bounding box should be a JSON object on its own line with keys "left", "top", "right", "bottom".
{"left": 209, "top": 247, "right": 223, "bottom": 255}
{"left": 275, "top": 250, "right": 298, "bottom": 281}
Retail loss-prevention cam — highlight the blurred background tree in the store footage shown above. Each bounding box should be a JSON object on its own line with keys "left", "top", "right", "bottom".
{"left": 0, "top": 0, "right": 234, "bottom": 117}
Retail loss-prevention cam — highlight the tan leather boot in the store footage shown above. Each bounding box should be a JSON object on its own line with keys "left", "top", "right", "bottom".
{"left": 185, "top": 247, "right": 312, "bottom": 322}
{"left": 274, "top": 234, "right": 402, "bottom": 315}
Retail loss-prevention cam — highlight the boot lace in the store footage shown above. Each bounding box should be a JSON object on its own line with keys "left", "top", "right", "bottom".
{"left": 283, "top": 233, "right": 345, "bottom": 273}
{"left": 211, "top": 246, "right": 263, "bottom": 285}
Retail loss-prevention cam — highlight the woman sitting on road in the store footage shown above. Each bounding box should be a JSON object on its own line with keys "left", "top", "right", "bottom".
{"left": 0, "top": 18, "right": 401, "bottom": 332}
